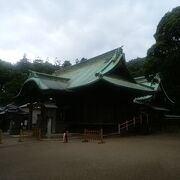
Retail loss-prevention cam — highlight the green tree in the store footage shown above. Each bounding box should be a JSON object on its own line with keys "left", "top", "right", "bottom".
{"left": 127, "top": 57, "right": 146, "bottom": 77}
{"left": 0, "top": 60, "right": 13, "bottom": 91}
{"left": 144, "top": 6, "right": 180, "bottom": 105}
{"left": 80, "top": 57, "right": 87, "bottom": 63}
{"left": 0, "top": 55, "right": 61, "bottom": 105}
{"left": 62, "top": 60, "right": 72, "bottom": 68}
{"left": 75, "top": 58, "right": 79, "bottom": 64}
{"left": 15, "top": 53, "right": 32, "bottom": 72}
{"left": 0, "top": 60, "right": 15, "bottom": 105}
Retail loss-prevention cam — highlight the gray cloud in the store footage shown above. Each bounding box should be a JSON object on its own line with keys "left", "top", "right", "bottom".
{"left": 0, "top": 0, "right": 179, "bottom": 63}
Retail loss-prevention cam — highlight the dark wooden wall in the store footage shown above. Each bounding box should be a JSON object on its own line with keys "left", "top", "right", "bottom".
{"left": 54, "top": 81, "right": 139, "bottom": 133}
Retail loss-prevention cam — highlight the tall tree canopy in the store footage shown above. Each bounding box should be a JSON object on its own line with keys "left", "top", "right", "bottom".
{"left": 144, "top": 6, "right": 180, "bottom": 105}
{"left": 0, "top": 56, "right": 61, "bottom": 105}
{"left": 62, "top": 60, "right": 72, "bottom": 68}
{"left": 127, "top": 57, "right": 145, "bottom": 77}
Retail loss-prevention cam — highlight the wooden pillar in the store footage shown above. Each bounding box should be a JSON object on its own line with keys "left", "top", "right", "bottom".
{"left": 118, "top": 123, "right": 121, "bottom": 134}
{"left": 0, "top": 129, "right": 2, "bottom": 144}
{"left": 140, "top": 113, "right": 143, "bottom": 124}
{"left": 133, "top": 117, "right": 136, "bottom": 127}
{"left": 47, "top": 117, "right": 52, "bottom": 138}
{"left": 100, "top": 128, "right": 103, "bottom": 143}
{"left": 98, "top": 128, "right": 104, "bottom": 144}
{"left": 126, "top": 121, "right": 128, "bottom": 131}
{"left": 84, "top": 129, "right": 87, "bottom": 142}
{"left": 38, "top": 128, "right": 42, "bottom": 140}
{"left": 18, "top": 129, "right": 23, "bottom": 142}
{"left": 27, "top": 103, "right": 33, "bottom": 129}
{"left": 146, "top": 114, "right": 150, "bottom": 133}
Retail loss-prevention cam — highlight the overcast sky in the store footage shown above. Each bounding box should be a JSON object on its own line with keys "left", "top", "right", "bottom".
{"left": 0, "top": 0, "right": 179, "bottom": 64}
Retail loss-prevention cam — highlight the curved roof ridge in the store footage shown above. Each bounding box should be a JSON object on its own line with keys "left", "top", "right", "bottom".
{"left": 95, "top": 48, "right": 123, "bottom": 77}
{"left": 54, "top": 47, "right": 123, "bottom": 76}
{"left": 29, "top": 70, "right": 70, "bottom": 82}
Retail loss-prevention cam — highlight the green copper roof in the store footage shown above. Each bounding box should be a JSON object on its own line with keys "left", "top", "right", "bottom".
{"left": 24, "top": 71, "right": 69, "bottom": 90}
{"left": 53, "top": 47, "right": 126, "bottom": 89}
{"left": 134, "top": 75, "right": 160, "bottom": 91}
{"left": 20, "top": 47, "right": 156, "bottom": 93}
{"left": 103, "top": 76, "right": 155, "bottom": 92}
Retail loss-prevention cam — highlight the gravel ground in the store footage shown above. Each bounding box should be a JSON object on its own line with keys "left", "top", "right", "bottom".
{"left": 0, "top": 133, "right": 180, "bottom": 180}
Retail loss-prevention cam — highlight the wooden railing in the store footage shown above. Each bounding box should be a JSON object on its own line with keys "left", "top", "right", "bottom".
{"left": 118, "top": 113, "right": 148, "bottom": 134}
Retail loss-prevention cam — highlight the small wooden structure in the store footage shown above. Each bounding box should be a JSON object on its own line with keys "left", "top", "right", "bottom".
{"left": 83, "top": 128, "right": 104, "bottom": 143}
{"left": 0, "top": 104, "right": 29, "bottom": 135}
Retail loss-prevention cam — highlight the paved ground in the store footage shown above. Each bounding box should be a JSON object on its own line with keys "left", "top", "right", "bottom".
{"left": 0, "top": 133, "right": 180, "bottom": 180}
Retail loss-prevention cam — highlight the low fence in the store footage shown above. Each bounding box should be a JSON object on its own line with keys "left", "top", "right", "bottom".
{"left": 18, "top": 128, "right": 42, "bottom": 142}
{"left": 117, "top": 113, "right": 148, "bottom": 134}
{"left": 118, "top": 117, "right": 142, "bottom": 133}
{"left": 82, "top": 129, "right": 104, "bottom": 143}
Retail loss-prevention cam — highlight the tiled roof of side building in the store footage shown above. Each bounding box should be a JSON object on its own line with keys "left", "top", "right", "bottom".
{"left": 134, "top": 75, "right": 160, "bottom": 91}
{"left": 103, "top": 76, "right": 155, "bottom": 92}
{"left": 23, "top": 70, "right": 69, "bottom": 90}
